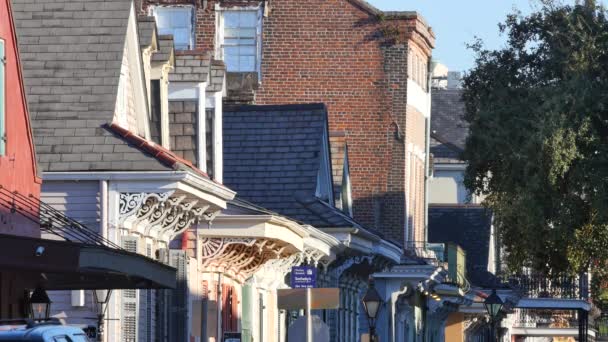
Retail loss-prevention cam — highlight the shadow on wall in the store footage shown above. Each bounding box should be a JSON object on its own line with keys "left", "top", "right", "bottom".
{"left": 350, "top": 191, "right": 415, "bottom": 247}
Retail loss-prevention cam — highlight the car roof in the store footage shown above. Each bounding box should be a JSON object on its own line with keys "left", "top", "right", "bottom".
{"left": 0, "top": 325, "right": 87, "bottom": 341}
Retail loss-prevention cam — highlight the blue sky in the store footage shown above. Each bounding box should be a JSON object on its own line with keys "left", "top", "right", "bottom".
{"left": 366, "top": 0, "right": 541, "bottom": 72}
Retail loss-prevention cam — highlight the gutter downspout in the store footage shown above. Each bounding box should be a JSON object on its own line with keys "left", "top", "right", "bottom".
{"left": 424, "top": 60, "right": 434, "bottom": 243}
{"left": 100, "top": 179, "right": 109, "bottom": 342}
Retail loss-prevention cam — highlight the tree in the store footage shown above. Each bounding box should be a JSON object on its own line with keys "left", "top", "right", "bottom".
{"left": 462, "top": 1, "right": 608, "bottom": 283}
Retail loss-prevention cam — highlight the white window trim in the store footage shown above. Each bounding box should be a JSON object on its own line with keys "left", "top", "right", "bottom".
{"left": 215, "top": 5, "right": 263, "bottom": 78}
{"left": 151, "top": 5, "right": 195, "bottom": 50}
{"left": 315, "top": 127, "right": 334, "bottom": 204}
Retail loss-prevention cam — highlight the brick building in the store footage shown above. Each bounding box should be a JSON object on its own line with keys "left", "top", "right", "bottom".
{"left": 140, "top": 0, "right": 434, "bottom": 247}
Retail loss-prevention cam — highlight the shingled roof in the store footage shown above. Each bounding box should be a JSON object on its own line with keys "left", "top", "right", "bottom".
{"left": 223, "top": 104, "right": 366, "bottom": 231}
{"left": 12, "top": 0, "right": 140, "bottom": 172}
{"left": 431, "top": 89, "right": 467, "bottom": 163}
{"left": 428, "top": 205, "right": 499, "bottom": 287}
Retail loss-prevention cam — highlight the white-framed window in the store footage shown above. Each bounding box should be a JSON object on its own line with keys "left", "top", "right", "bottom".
{"left": 218, "top": 9, "right": 262, "bottom": 73}
{"left": 152, "top": 6, "right": 194, "bottom": 50}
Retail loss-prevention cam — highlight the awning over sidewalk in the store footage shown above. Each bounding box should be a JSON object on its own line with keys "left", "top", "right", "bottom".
{"left": 0, "top": 234, "right": 176, "bottom": 290}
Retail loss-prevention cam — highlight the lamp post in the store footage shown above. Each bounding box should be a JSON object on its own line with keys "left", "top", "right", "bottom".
{"left": 93, "top": 289, "right": 112, "bottom": 342}
{"left": 484, "top": 289, "right": 504, "bottom": 342}
{"left": 29, "top": 287, "right": 51, "bottom": 321}
{"left": 362, "top": 282, "right": 383, "bottom": 342}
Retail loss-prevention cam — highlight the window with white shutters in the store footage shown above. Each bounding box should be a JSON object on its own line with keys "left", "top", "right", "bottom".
{"left": 152, "top": 7, "right": 194, "bottom": 50}
{"left": 121, "top": 236, "right": 139, "bottom": 342}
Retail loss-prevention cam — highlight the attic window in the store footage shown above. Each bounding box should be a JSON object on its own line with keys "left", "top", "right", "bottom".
{"left": 153, "top": 7, "right": 194, "bottom": 50}
{"left": 218, "top": 9, "right": 262, "bottom": 73}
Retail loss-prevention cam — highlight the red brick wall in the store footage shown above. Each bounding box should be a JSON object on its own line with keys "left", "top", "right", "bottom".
{"left": 142, "top": 0, "right": 434, "bottom": 245}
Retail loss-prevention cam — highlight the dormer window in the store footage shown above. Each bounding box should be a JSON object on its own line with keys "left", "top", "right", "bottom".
{"left": 152, "top": 7, "right": 194, "bottom": 50}
{"left": 217, "top": 9, "right": 262, "bottom": 73}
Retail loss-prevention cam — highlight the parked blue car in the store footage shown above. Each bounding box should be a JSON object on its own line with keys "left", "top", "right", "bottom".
{"left": 0, "top": 319, "right": 89, "bottom": 342}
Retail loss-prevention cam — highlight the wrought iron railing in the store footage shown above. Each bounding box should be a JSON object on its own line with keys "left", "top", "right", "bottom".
{"left": 404, "top": 241, "right": 445, "bottom": 262}
{"left": 501, "top": 273, "right": 586, "bottom": 299}
{"left": 513, "top": 309, "right": 579, "bottom": 328}
{"left": 0, "top": 185, "right": 121, "bottom": 249}
{"left": 595, "top": 315, "right": 608, "bottom": 338}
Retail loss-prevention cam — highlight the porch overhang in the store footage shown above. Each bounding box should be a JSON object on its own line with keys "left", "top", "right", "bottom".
{"left": 516, "top": 298, "right": 591, "bottom": 311}
{"left": 511, "top": 327, "right": 596, "bottom": 338}
{"left": 0, "top": 233, "right": 176, "bottom": 290}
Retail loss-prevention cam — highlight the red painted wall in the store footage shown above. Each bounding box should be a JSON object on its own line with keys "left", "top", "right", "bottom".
{"left": 0, "top": 0, "right": 41, "bottom": 238}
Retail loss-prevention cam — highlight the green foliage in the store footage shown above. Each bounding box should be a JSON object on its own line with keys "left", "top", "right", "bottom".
{"left": 462, "top": 1, "right": 608, "bottom": 280}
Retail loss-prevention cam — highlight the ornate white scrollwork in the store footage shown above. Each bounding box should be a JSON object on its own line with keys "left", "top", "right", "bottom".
{"left": 200, "top": 237, "right": 257, "bottom": 260}
{"left": 119, "top": 192, "right": 212, "bottom": 242}
{"left": 302, "top": 247, "right": 326, "bottom": 267}
{"left": 333, "top": 255, "right": 374, "bottom": 279}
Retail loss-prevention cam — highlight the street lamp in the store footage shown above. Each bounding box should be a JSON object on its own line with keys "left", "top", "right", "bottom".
{"left": 93, "top": 290, "right": 113, "bottom": 342}
{"left": 484, "top": 289, "right": 504, "bottom": 342}
{"left": 29, "top": 287, "right": 51, "bottom": 320}
{"left": 362, "top": 282, "right": 383, "bottom": 342}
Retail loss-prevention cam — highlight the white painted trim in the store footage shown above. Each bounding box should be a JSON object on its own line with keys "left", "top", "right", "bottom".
{"left": 516, "top": 298, "right": 591, "bottom": 311}
{"left": 42, "top": 171, "right": 236, "bottom": 200}
{"left": 42, "top": 171, "right": 189, "bottom": 181}
{"left": 215, "top": 5, "right": 263, "bottom": 76}
{"left": 511, "top": 327, "right": 595, "bottom": 337}
{"left": 407, "top": 79, "right": 431, "bottom": 118}
{"left": 197, "top": 82, "right": 207, "bottom": 171}
{"left": 433, "top": 163, "right": 467, "bottom": 171}
{"left": 150, "top": 5, "right": 196, "bottom": 50}
{"left": 127, "top": 4, "right": 151, "bottom": 139}
{"left": 168, "top": 82, "right": 199, "bottom": 100}
{"left": 160, "top": 65, "right": 172, "bottom": 149}
{"left": 214, "top": 92, "right": 223, "bottom": 183}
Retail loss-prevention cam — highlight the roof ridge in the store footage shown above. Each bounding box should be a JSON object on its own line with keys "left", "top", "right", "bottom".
{"left": 431, "top": 133, "right": 464, "bottom": 154}
{"left": 106, "top": 123, "right": 214, "bottom": 181}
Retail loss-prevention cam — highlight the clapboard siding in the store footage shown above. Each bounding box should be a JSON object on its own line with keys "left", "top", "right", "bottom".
{"left": 41, "top": 181, "right": 100, "bottom": 232}
{"left": 47, "top": 290, "right": 97, "bottom": 326}
{"left": 42, "top": 181, "right": 100, "bottom": 327}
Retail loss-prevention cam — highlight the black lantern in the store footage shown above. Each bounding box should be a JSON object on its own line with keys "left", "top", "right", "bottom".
{"left": 362, "top": 282, "right": 383, "bottom": 342}
{"left": 93, "top": 289, "right": 112, "bottom": 306}
{"left": 484, "top": 289, "right": 503, "bottom": 319}
{"left": 484, "top": 289, "right": 504, "bottom": 342}
{"left": 93, "top": 290, "right": 113, "bottom": 342}
{"left": 29, "top": 287, "right": 51, "bottom": 320}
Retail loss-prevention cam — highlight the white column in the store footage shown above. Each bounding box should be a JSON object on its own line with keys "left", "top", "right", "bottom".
{"left": 197, "top": 83, "right": 207, "bottom": 171}
{"left": 214, "top": 92, "right": 223, "bottom": 183}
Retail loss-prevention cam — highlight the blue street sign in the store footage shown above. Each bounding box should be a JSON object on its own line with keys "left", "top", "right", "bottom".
{"left": 291, "top": 266, "right": 317, "bottom": 288}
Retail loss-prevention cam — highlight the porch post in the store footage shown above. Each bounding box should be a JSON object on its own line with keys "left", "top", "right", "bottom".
{"left": 578, "top": 308, "right": 588, "bottom": 342}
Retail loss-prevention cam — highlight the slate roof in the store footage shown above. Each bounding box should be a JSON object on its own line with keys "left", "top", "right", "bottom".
{"left": 137, "top": 16, "right": 157, "bottom": 50}
{"left": 223, "top": 104, "right": 327, "bottom": 221}
{"left": 428, "top": 205, "right": 500, "bottom": 287}
{"left": 12, "top": 0, "right": 137, "bottom": 172}
{"left": 431, "top": 89, "right": 467, "bottom": 163}
{"left": 151, "top": 34, "right": 174, "bottom": 64}
{"left": 223, "top": 104, "right": 368, "bottom": 231}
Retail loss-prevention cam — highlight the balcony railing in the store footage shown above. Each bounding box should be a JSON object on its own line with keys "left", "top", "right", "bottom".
{"left": 513, "top": 309, "right": 579, "bottom": 328}
{"left": 595, "top": 315, "right": 608, "bottom": 338}
{"left": 501, "top": 273, "right": 587, "bottom": 299}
